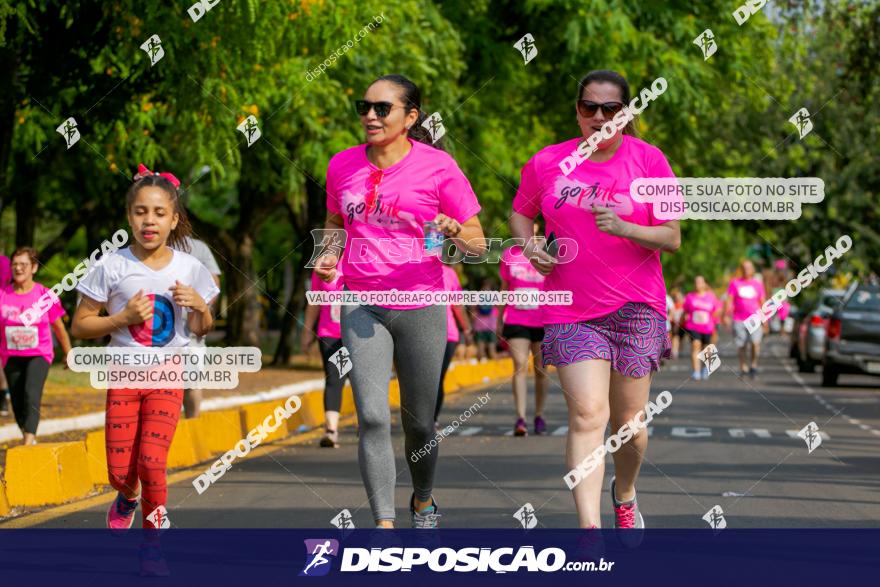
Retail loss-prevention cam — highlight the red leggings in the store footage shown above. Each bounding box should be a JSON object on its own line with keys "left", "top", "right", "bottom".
{"left": 105, "top": 388, "right": 183, "bottom": 528}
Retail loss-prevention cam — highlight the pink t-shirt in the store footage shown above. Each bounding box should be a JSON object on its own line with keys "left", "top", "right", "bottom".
{"left": 326, "top": 139, "right": 481, "bottom": 310}
{"left": 0, "top": 283, "right": 65, "bottom": 366}
{"left": 512, "top": 135, "right": 676, "bottom": 324}
{"left": 310, "top": 271, "right": 343, "bottom": 339}
{"left": 727, "top": 277, "right": 766, "bottom": 322}
{"left": 683, "top": 291, "right": 721, "bottom": 334}
{"left": 500, "top": 246, "right": 545, "bottom": 327}
{"left": 442, "top": 265, "right": 462, "bottom": 343}
{"left": 473, "top": 303, "right": 498, "bottom": 332}
{"left": 777, "top": 300, "right": 791, "bottom": 321}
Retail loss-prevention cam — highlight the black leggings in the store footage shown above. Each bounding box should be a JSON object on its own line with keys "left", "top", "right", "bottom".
{"left": 4, "top": 356, "right": 50, "bottom": 434}
{"left": 319, "top": 337, "right": 348, "bottom": 414}
{"left": 434, "top": 340, "right": 458, "bottom": 422}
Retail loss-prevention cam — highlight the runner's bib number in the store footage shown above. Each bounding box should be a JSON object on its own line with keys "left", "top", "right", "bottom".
{"left": 515, "top": 288, "right": 539, "bottom": 311}
{"left": 738, "top": 285, "right": 757, "bottom": 299}
{"left": 692, "top": 310, "right": 711, "bottom": 325}
{"left": 330, "top": 303, "right": 341, "bottom": 323}
{"left": 5, "top": 326, "right": 38, "bottom": 350}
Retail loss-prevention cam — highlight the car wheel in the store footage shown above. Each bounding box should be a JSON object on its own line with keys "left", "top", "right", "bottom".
{"left": 821, "top": 363, "right": 840, "bottom": 387}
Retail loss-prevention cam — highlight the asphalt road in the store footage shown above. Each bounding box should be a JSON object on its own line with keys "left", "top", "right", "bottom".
{"left": 30, "top": 333, "right": 880, "bottom": 529}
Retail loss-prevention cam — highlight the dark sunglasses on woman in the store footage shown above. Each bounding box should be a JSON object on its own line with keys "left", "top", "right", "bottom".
{"left": 355, "top": 100, "right": 405, "bottom": 118}
{"left": 577, "top": 100, "right": 625, "bottom": 118}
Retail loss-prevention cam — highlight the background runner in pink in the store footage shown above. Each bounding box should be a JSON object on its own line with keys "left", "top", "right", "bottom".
{"left": 683, "top": 290, "right": 721, "bottom": 335}
{"left": 500, "top": 245, "right": 545, "bottom": 327}
{"left": 310, "top": 269, "right": 343, "bottom": 339}
{"left": 727, "top": 276, "right": 766, "bottom": 321}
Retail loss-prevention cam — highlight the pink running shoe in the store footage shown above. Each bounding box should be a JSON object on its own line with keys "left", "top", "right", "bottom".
{"left": 106, "top": 493, "right": 139, "bottom": 531}
{"left": 574, "top": 525, "right": 605, "bottom": 562}
{"left": 610, "top": 476, "right": 645, "bottom": 547}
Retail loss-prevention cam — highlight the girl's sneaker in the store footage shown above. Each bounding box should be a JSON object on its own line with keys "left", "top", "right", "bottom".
{"left": 514, "top": 418, "right": 528, "bottom": 436}
{"left": 139, "top": 543, "right": 170, "bottom": 577}
{"left": 534, "top": 416, "right": 547, "bottom": 435}
{"left": 106, "top": 493, "right": 139, "bottom": 531}
{"left": 691, "top": 370, "right": 702, "bottom": 380}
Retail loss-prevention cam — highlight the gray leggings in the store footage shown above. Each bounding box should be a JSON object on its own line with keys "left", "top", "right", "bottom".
{"left": 341, "top": 302, "right": 446, "bottom": 522}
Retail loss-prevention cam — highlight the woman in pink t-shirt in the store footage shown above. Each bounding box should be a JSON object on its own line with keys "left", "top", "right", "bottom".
{"left": 499, "top": 222, "right": 548, "bottom": 436}
{"left": 313, "top": 74, "right": 486, "bottom": 529}
{"left": 301, "top": 268, "right": 349, "bottom": 448}
{"left": 510, "top": 70, "right": 680, "bottom": 540}
{"left": 0, "top": 247, "right": 72, "bottom": 445}
{"left": 683, "top": 276, "right": 722, "bottom": 380}
{"left": 722, "top": 259, "right": 767, "bottom": 377}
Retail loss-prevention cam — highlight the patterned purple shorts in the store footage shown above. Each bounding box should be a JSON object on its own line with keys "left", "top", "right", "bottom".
{"left": 542, "top": 303, "right": 671, "bottom": 378}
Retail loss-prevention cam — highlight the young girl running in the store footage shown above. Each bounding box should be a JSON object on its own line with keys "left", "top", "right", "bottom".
{"left": 0, "top": 247, "right": 72, "bottom": 445}
{"left": 498, "top": 225, "right": 547, "bottom": 436}
{"left": 72, "top": 165, "right": 219, "bottom": 574}
{"left": 682, "top": 276, "right": 722, "bottom": 380}
{"left": 301, "top": 267, "right": 348, "bottom": 447}
{"left": 511, "top": 70, "right": 680, "bottom": 545}
{"left": 314, "top": 74, "right": 485, "bottom": 528}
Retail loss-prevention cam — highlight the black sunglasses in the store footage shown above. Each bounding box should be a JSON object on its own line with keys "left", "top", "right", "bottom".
{"left": 355, "top": 100, "right": 406, "bottom": 118}
{"left": 577, "top": 100, "right": 625, "bottom": 118}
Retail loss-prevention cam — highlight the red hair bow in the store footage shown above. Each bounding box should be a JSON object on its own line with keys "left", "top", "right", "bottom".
{"left": 134, "top": 163, "right": 181, "bottom": 189}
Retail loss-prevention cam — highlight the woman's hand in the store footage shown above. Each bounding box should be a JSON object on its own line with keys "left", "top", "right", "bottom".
{"left": 123, "top": 289, "right": 154, "bottom": 326}
{"left": 591, "top": 205, "right": 631, "bottom": 237}
{"left": 523, "top": 236, "right": 557, "bottom": 276}
{"left": 314, "top": 253, "right": 339, "bottom": 283}
{"left": 433, "top": 213, "right": 462, "bottom": 237}
{"left": 169, "top": 281, "right": 208, "bottom": 313}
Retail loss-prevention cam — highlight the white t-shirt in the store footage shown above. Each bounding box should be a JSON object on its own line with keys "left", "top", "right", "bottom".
{"left": 76, "top": 247, "right": 220, "bottom": 348}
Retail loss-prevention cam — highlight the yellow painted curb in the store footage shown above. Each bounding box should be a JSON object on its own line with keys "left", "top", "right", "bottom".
{"left": 5, "top": 442, "right": 93, "bottom": 507}
{"left": 85, "top": 430, "right": 110, "bottom": 486}
{"left": 0, "top": 468, "right": 10, "bottom": 516}
{"left": 340, "top": 383, "right": 355, "bottom": 416}
{"left": 388, "top": 378, "right": 401, "bottom": 407}
{"left": 167, "top": 418, "right": 212, "bottom": 469}
{"left": 294, "top": 390, "right": 325, "bottom": 429}
{"left": 196, "top": 409, "right": 245, "bottom": 454}
{"left": 240, "top": 400, "right": 289, "bottom": 444}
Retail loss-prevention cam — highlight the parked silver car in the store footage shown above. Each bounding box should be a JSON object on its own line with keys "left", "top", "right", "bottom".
{"left": 822, "top": 283, "right": 880, "bottom": 386}
{"left": 789, "top": 289, "right": 845, "bottom": 372}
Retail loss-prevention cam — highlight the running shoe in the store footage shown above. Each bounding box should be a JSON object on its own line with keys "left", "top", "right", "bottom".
{"left": 106, "top": 492, "right": 139, "bottom": 531}
{"left": 410, "top": 494, "right": 441, "bottom": 529}
{"left": 319, "top": 429, "right": 339, "bottom": 448}
{"left": 0, "top": 392, "right": 9, "bottom": 416}
{"left": 610, "top": 477, "right": 645, "bottom": 548}
{"left": 514, "top": 418, "right": 528, "bottom": 436}
{"left": 691, "top": 370, "right": 702, "bottom": 381}
{"left": 749, "top": 366, "right": 758, "bottom": 379}
{"left": 534, "top": 416, "right": 547, "bottom": 435}
{"left": 139, "top": 543, "right": 170, "bottom": 577}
